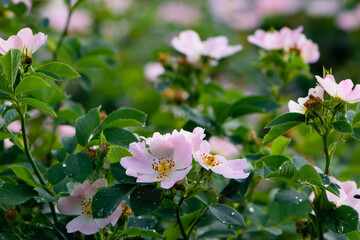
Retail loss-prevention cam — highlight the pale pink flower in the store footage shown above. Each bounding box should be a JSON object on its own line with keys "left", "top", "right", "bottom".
{"left": 57, "top": 125, "right": 76, "bottom": 138}
{"left": 248, "top": 26, "right": 303, "bottom": 51}
{"left": 7, "top": 120, "right": 22, "bottom": 133}
{"left": 288, "top": 86, "right": 324, "bottom": 114}
{"left": 295, "top": 34, "right": 320, "bottom": 64}
{"left": 316, "top": 75, "right": 360, "bottom": 103}
{"left": 121, "top": 130, "right": 193, "bottom": 189}
{"left": 41, "top": 0, "right": 92, "bottom": 33}
{"left": 305, "top": 0, "right": 341, "bottom": 17}
{"left": 144, "top": 62, "right": 165, "bottom": 82}
{"left": 157, "top": 2, "right": 200, "bottom": 26}
{"left": 104, "top": 0, "right": 132, "bottom": 14}
{"left": 57, "top": 179, "right": 123, "bottom": 235}
{"left": 0, "top": 28, "right": 47, "bottom": 55}
{"left": 226, "top": 11, "right": 262, "bottom": 31}
{"left": 194, "top": 140, "right": 249, "bottom": 179}
{"left": 208, "top": 136, "right": 240, "bottom": 159}
{"left": 12, "top": 0, "right": 32, "bottom": 14}
{"left": 171, "top": 30, "right": 242, "bottom": 64}
{"left": 180, "top": 127, "right": 206, "bottom": 153}
{"left": 202, "top": 36, "right": 243, "bottom": 60}
{"left": 336, "top": 9, "right": 360, "bottom": 31}
{"left": 255, "top": 0, "right": 303, "bottom": 16}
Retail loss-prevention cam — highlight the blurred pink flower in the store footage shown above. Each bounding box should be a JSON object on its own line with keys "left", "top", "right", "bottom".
{"left": 0, "top": 28, "right": 47, "bottom": 55}
{"left": 316, "top": 75, "right": 360, "bottom": 103}
{"left": 226, "top": 11, "right": 262, "bottom": 31}
{"left": 144, "top": 62, "right": 165, "bottom": 82}
{"left": 208, "top": 136, "right": 240, "bottom": 159}
{"left": 305, "top": 0, "right": 341, "bottom": 17}
{"left": 288, "top": 86, "right": 324, "bottom": 114}
{"left": 41, "top": 0, "right": 92, "bottom": 33}
{"left": 295, "top": 34, "right": 320, "bottom": 64}
{"left": 104, "top": 0, "right": 132, "bottom": 14}
{"left": 121, "top": 130, "right": 193, "bottom": 189}
{"left": 336, "top": 5, "right": 360, "bottom": 32}
{"left": 248, "top": 26, "right": 303, "bottom": 51}
{"left": 57, "top": 179, "right": 123, "bottom": 235}
{"left": 157, "top": 2, "right": 200, "bottom": 26}
{"left": 255, "top": 0, "right": 303, "bottom": 16}
{"left": 171, "top": 30, "right": 242, "bottom": 64}
{"left": 194, "top": 140, "right": 249, "bottom": 179}
{"left": 12, "top": 0, "right": 32, "bottom": 14}
{"left": 57, "top": 125, "right": 76, "bottom": 138}
{"left": 7, "top": 120, "right": 22, "bottom": 133}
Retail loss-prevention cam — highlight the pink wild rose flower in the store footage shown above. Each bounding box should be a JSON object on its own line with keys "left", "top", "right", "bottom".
{"left": 194, "top": 140, "right": 249, "bottom": 179}
{"left": 171, "top": 30, "right": 242, "bottom": 64}
{"left": 316, "top": 74, "right": 360, "bottom": 103}
{"left": 295, "top": 34, "right": 320, "bottom": 64}
{"left": 0, "top": 28, "right": 47, "bottom": 56}
{"left": 121, "top": 130, "right": 193, "bottom": 189}
{"left": 57, "top": 179, "right": 123, "bottom": 235}
{"left": 288, "top": 86, "right": 324, "bottom": 114}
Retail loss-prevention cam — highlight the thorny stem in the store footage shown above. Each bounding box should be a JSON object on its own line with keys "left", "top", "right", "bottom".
{"left": 174, "top": 196, "right": 188, "bottom": 240}
{"left": 322, "top": 135, "right": 331, "bottom": 175}
{"left": 186, "top": 205, "right": 210, "bottom": 238}
{"left": 14, "top": 104, "right": 58, "bottom": 224}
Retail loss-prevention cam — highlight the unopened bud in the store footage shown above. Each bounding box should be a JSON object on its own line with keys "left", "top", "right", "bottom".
{"left": 24, "top": 56, "right": 32, "bottom": 66}
{"left": 121, "top": 205, "right": 134, "bottom": 216}
{"left": 158, "top": 52, "right": 170, "bottom": 63}
{"left": 84, "top": 148, "right": 97, "bottom": 159}
{"left": 100, "top": 111, "right": 107, "bottom": 121}
{"left": 172, "top": 181, "right": 185, "bottom": 191}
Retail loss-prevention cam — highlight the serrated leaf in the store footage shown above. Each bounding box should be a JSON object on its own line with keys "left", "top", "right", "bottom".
{"left": 92, "top": 184, "right": 133, "bottom": 218}
{"left": 266, "top": 112, "right": 305, "bottom": 128}
{"left": 75, "top": 108, "right": 100, "bottom": 146}
{"left": 52, "top": 147, "right": 67, "bottom": 162}
{"left": 333, "top": 120, "right": 353, "bottom": 134}
{"left": 4, "top": 109, "right": 18, "bottom": 125}
{"left": 36, "top": 62, "right": 80, "bottom": 79}
{"left": 0, "top": 49, "right": 21, "bottom": 86}
{"left": 61, "top": 135, "right": 77, "bottom": 153}
{"left": 47, "top": 163, "right": 66, "bottom": 185}
{"left": 209, "top": 204, "right": 245, "bottom": 227}
{"left": 0, "top": 182, "right": 36, "bottom": 205}
{"left": 103, "top": 128, "right": 138, "bottom": 148}
{"left": 64, "top": 153, "right": 92, "bottom": 183}
{"left": 299, "top": 165, "right": 322, "bottom": 185}
{"left": 221, "top": 172, "right": 254, "bottom": 202}
{"left": 291, "top": 156, "right": 308, "bottom": 171}
{"left": 14, "top": 75, "right": 50, "bottom": 95}
{"left": 324, "top": 205, "right": 359, "bottom": 234}
{"left": 130, "top": 185, "right": 162, "bottom": 216}
{"left": 0, "top": 74, "right": 12, "bottom": 95}
{"left": 255, "top": 155, "right": 289, "bottom": 169}
{"left": 0, "top": 131, "right": 13, "bottom": 140}
{"left": 262, "top": 122, "right": 301, "bottom": 146}
{"left": 271, "top": 136, "right": 291, "bottom": 155}
{"left": 11, "top": 165, "right": 39, "bottom": 187}
{"left": 18, "top": 97, "right": 57, "bottom": 117}
{"left": 274, "top": 189, "right": 307, "bottom": 204}
{"left": 266, "top": 160, "right": 296, "bottom": 179}
{"left": 107, "top": 145, "right": 131, "bottom": 164}
{"left": 110, "top": 163, "right": 136, "bottom": 184}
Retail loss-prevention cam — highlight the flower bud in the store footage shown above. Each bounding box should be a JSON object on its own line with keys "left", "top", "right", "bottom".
{"left": 121, "top": 205, "right": 134, "bottom": 216}
{"left": 5, "top": 209, "right": 18, "bottom": 221}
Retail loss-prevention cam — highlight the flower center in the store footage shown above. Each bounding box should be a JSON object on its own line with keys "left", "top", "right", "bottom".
{"left": 80, "top": 197, "right": 93, "bottom": 216}
{"left": 152, "top": 155, "right": 175, "bottom": 179}
{"left": 201, "top": 153, "right": 220, "bottom": 167}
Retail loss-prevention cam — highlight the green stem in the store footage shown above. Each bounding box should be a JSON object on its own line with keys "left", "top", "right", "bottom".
{"left": 14, "top": 104, "right": 58, "bottom": 224}
{"left": 174, "top": 196, "right": 188, "bottom": 240}
{"left": 186, "top": 205, "right": 210, "bottom": 238}
{"left": 322, "top": 135, "right": 331, "bottom": 175}
{"left": 54, "top": 6, "right": 72, "bottom": 60}
{"left": 108, "top": 223, "right": 121, "bottom": 240}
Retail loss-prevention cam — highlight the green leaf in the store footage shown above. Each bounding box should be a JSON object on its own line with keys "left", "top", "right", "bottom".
{"left": 255, "top": 155, "right": 289, "bottom": 169}
{"left": 299, "top": 164, "right": 322, "bottom": 185}
{"left": 92, "top": 184, "right": 133, "bottom": 218}
{"left": 332, "top": 120, "right": 353, "bottom": 134}
{"left": 122, "top": 227, "right": 161, "bottom": 238}
{"left": 75, "top": 108, "right": 100, "bottom": 146}
{"left": 4, "top": 109, "right": 18, "bottom": 125}
{"left": 47, "top": 163, "right": 66, "bottom": 185}
{"left": 198, "top": 227, "right": 236, "bottom": 239}
{"left": 130, "top": 185, "right": 162, "bottom": 216}
{"left": 110, "top": 163, "right": 136, "bottom": 184}
{"left": 34, "top": 187, "right": 58, "bottom": 202}
{"left": 291, "top": 156, "right": 308, "bottom": 171}
{"left": 103, "top": 128, "right": 138, "bottom": 148}
{"left": 64, "top": 153, "right": 92, "bottom": 183}
{"left": 18, "top": 97, "right": 57, "bottom": 117}
{"left": 0, "top": 74, "right": 12, "bottom": 95}
{"left": 266, "top": 112, "right": 305, "bottom": 128}
{"left": 352, "top": 112, "right": 360, "bottom": 125}
{"left": 36, "top": 62, "right": 80, "bottom": 79}
{"left": 262, "top": 122, "right": 301, "bottom": 146}
{"left": 107, "top": 145, "right": 131, "bottom": 164}
{"left": 0, "top": 132, "right": 13, "bottom": 140}
{"left": 57, "top": 109, "right": 80, "bottom": 122}
{"left": 265, "top": 160, "right": 296, "bottom": 179}
{"left": 228, "top": 96, "right": 280, "bottom": 118}
{"left": 274, "top": 189, "right": 307, "bottom": 204}
{"left": 324, "top": 205, "right": 359, "bottom": 234}
{"left": 61, "top": 135, "right": 77, "bottom": 153}
{"left": 271, "top": 136, "right": 291, "bottom": 155}
{"left": 163, "top": 210, "right": 202, "bottom": 240}
{"left": 351, "top": 127, "right": 360, "bottom": 141}
{"left": 128, "top": 216, "right": 158, "bottom": 229}
{"left": 95, "top": 108, "right": 147, "bottom": 133}
{"left": 11, "top": 165, "right": 39, "bottom": 187}
{"left": 209, "top": 204, "right": 245, "bottom": 227}
{"left": 52, "top": 147, "right": 67, "bottom": 162}
{"left": 0, "top": 182, "right": 36, "bottom": 205}
{"left": 220, "top": 172, "right": 253, "bottom": 202}
{"left": 346, "top": 231, "right": 360, "bottom": 240}
{"left": 0, "top": 49, "right": 21, "bottom": 86}
{"left": 14, "top": 75, "right": 50, "bottom": 95}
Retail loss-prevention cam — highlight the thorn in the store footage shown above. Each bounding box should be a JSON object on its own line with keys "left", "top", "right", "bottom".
{"left": 25, "top": 136, "right": 30, "bottom": 143}
{"left": 182, "top": 201, "right": 188, "bottom": 206}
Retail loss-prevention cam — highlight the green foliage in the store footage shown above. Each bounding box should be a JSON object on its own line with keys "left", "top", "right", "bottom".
{"left": 75, "top": 107, "right": 100, "bottom": 146}
{"left": 14, "top": 75, "right": 50, "bottom": 95}
{"left": 36, "top": 62, "right": 80, "bottom": 79}
{"left": 18, "top": 97, "right": 57, "bottom": 117}
{"left": 107, "top": 145, "right": 131, "bottom": 164}
{"left": 0, "top": 49, "right": 21, "bottom": 87}
{"left": 64, "top": 153, "right": 93, "bottom": 183}
{"left": 209, "top": 204, "right": 245, "bottom": 227}
{"left": 11, "top": 165, "right": 39, "bottom": 187}
{"left": 0, "top": 182, "right": 36, "bottom": 205}
{"left": 274, "top": 189, "right": 307, "bottom": 204}
{"left": 47, "top": 164, "right": 66, "bottom": 185}
{"left": 332, "top": 120, "right": 353, "bottom": 134}
{"left": 323, "top": 205, "right": 359, "bottom": 234}
{"left": 130, "top": 185, "right": 162, "bottom": 216}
